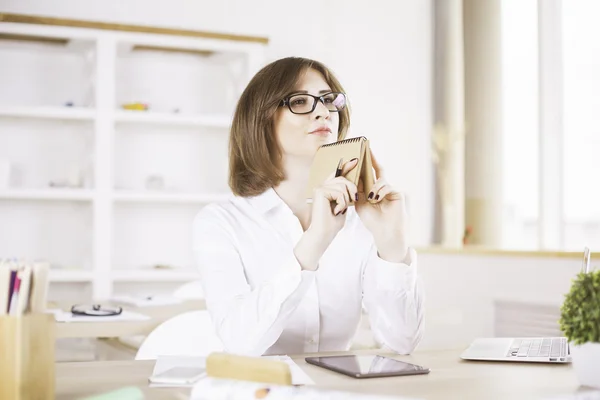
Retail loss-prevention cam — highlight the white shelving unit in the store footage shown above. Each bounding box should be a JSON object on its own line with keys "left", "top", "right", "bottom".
{"left": 0, "top": 15, "right": 267, "bottom": 300}
{"left": 0, "top": 189, "right": 94, "bottom": 201}
{"left": 48, "top": 269, "right": 94, "bottom": 283}
{"left": 112, "top": 191, "right": 230, "bottom": 204}
{"left": 111, "top": 269, "right": 201, "bottom": 283}
{"left": 0, "top": 106, "right": 96, "bottom": 121}
{"left": 114, "top": 110, "right": 231, "bottom": 129}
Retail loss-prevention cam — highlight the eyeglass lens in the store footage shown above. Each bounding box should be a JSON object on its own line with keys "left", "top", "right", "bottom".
{"left": 287, "top": 93, "right": 346, "bottom": 114}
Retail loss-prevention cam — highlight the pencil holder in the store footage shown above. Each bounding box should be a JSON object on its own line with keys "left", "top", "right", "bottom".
{"left": 0, "top": 313, "right": 55, "bottom": 400}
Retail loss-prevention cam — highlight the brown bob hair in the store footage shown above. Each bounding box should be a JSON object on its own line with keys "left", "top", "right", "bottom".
{"left": 228, "top": 57, "right": 350, "bottom": 197}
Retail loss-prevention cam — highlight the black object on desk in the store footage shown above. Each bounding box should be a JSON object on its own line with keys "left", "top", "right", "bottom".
{"left": 305, "top": 355, "right": 430, "bottom": 379}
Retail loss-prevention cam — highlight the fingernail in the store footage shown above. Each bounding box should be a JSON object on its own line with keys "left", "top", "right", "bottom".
{"left": 368, "top": 192, "right": 374, "bottom": 199}
{"left": 375, "top": 195, "right": 380, "bottom": 200}
{"left": 355, "top": 193, "right": 359, "bottom": 201}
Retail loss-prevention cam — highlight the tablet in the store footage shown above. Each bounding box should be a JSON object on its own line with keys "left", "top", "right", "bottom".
{"left": 305, "top": 355, "right": 430, "bottom": 379}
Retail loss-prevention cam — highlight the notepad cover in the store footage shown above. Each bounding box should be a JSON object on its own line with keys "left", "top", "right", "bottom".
{"left": 305, "top": 136, "right": 374, "bottom": 202}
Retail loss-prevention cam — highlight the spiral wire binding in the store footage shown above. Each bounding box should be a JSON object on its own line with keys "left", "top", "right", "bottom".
{"left": 321, "top": 136, "right": 366, "bottom": 148}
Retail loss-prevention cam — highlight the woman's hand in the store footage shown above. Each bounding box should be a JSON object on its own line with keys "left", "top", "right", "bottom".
{"left": 355, "top": 150, "right": 409, "bottom": 263}
{"left": 308, "top": 157, "right": 359, "bottom": 242}
{"left": 294, "top": 158, "right": 358, "bottom": 271}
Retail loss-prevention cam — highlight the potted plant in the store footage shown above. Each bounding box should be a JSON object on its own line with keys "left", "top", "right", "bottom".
{"left": 559, "top": 269, "right": 600, "bottom": 389}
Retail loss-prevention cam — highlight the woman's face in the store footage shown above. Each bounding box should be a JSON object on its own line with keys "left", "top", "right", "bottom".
{"left": 274, "top": 68, "right": 340, "bottom": 160}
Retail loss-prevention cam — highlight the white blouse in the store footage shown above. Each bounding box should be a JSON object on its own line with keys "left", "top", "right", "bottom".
{"left": 192, "top": 188, "right": 424, "bottom": 356}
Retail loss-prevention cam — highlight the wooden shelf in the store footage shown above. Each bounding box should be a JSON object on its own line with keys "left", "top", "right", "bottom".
{"left": 0, "top": 13, "right": 269, "bottom": 44}
{"left": 114, "top": 110, "right": 231, "bottom": 128}
{"left": 111, "top": 269, "right": 201, "bottom": 282}
{"left": 0, "top": 32, "right": 69, "bottom": 45}
{"left": 112, "top": 191, "right": 230, "bottom": 204}
{"left": 0, "top": 189, "right": 94, "bottom": 201}
{"left": 0, "top": 106, "right": 95, "bottom": 121}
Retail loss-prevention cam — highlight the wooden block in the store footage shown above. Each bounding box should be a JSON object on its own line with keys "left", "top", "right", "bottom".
{"left": 0, "top": 314, "right": 55, "bottom": 400}
{"left": 206, "top": 352, "right": 292, "bottom": 386}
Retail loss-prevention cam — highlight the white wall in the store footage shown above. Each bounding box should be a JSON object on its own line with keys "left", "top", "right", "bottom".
{"left": 417, "top": 252, "right": 580, "bottom": 350}
{"left": 0, "top": 0, "right": 434, "bottom": 246}
{"left": 352, "top": 252, "right": 581, "bottom": 351}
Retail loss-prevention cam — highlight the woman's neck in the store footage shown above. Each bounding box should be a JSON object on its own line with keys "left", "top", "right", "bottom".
{"left": 274, "top": 155, "right": 313, "bottom": 228}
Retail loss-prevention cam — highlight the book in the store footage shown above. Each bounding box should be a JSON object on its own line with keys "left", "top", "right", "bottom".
{"left": 305, "top": 136, "right": 375, "bottom": 203}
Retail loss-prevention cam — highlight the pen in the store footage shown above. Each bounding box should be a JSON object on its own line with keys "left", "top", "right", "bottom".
{"left": 582, "top": 247, "right": 591, "bottom": 273}
{"left": 586, "top": 248, "right": 591, "bottom": 273}
{"left": 334, "top": 158, "right": 343, "bottom": 177}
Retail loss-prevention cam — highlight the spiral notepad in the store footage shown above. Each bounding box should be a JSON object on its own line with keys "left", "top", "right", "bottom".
{"left": 306, "top": 136, "right": 375, "bottom": 202}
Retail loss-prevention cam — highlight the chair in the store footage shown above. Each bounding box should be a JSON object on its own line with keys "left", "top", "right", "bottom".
{"left": 135, "top": 310, "right": 223, "bottom": 360}
{"left": 173, "top": 279, "right": 205, "bottom": 300}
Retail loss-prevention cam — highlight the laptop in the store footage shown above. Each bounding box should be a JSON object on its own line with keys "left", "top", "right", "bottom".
{"left": 460, "top": 337, "right": 571, "bottom": 363}
{"left": 460, "top": 247, "right": 591, "bottom": 364}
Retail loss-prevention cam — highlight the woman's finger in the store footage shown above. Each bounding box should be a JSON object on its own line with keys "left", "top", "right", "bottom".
{"left": 339, "top": 158, "right": 359, "bottom": 177}
{"left": 333, "top": 183, "right": 350, "bottom": 207}
{"left": 320, "top": 185, "right": 348, "bottom": 212}
{"left": 332, "top": 177, "right": 358, "bottom": 203}
{"left": 325, "top": 177, "right": 358, "bottom": 203}
{"left": 316, "top": 187, "right": 346, "bottom": 215}
{"left": 330, "top": 190, "right": 348, "bottom": 215}
{"left": 372, "top": 184, "right": 392, "bottom": 203}
{"left": 367, "top": 179, "right": 387, "bottom": 202}
{"left": 373, "top": 185, "right": 404, "bottom": 203}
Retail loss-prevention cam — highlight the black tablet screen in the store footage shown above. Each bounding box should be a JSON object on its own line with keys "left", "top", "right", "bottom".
{"left": 306, "top": 355, "right": 428, "bottom": 377}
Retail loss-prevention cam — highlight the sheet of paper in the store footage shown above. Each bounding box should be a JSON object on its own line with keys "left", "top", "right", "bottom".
{"left": 51, "top": 309, "right": 150, "bottom": 323}
{"left": 111, "top": 294, "right": 183, "bottom": 307}
{"left": 149, "top": 354, "right": 314, "bottom": 388}
{"left": 150, "top": 356, "right": 207, "bottom": 388}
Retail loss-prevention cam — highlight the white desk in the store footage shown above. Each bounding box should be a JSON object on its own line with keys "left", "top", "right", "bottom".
{"left": 54, "top": 300, "right": 205, "bottom": 338}
{"left": 56, "top": 349, "right": 590, "bottom": 400}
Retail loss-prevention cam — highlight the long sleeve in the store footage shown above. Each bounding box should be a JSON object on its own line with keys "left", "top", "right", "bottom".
{"left": 361, "top": 245, "right": 425, "bottom": 354}
{"left": 192, "top": 209, "right": 315, "bottom": 356}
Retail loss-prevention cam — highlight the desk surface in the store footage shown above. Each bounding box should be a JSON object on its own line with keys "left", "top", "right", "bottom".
{"left": 56, "top": 349, "right": 589, "bottom": 400}
{"left": 54, "top": 300, "right": 206, "bottom": 338}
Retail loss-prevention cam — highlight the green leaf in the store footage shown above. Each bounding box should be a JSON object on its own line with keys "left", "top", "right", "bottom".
{"left": 560, "top": 270, "right": 600, "bottom": 343}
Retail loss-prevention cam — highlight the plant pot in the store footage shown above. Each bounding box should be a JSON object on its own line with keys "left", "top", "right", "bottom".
{"left": 571, "top": 342, "right": 600, "bottom": 389}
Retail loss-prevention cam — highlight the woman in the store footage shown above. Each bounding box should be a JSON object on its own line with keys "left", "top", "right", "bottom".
{"left": 193, "top": 57, "right": 424, "bottom": 357}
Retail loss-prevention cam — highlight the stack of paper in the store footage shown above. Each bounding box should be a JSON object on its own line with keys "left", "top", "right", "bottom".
{"left": 51, "top": 309, "right": 150, "bottom": 323}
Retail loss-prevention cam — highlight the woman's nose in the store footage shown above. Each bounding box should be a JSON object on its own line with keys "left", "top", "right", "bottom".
{"left": 313, "top": 100, "right": 330, "bottom": 119}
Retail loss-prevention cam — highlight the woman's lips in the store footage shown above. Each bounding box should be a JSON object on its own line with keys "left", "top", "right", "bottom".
{"left": 310, "top": 127, "right": 332, "bottom": 136}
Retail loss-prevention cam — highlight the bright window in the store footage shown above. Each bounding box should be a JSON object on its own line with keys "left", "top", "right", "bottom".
{"left": 562, "top": 0, "right": 600, "bottom": 249}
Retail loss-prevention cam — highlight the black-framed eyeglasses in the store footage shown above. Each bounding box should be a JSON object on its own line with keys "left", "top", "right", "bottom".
{"left": 71, "top": 304, "right": 123, "bottom": 317}
{"left": 280, "top": 92, "right": 346, "bottom": 115}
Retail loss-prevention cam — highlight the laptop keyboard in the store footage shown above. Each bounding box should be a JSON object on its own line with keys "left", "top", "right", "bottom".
{"left": 507, "top": 337, "right": 567, "bottom": 358}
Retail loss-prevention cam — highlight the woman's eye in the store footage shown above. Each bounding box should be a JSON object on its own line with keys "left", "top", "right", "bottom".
{"left": 291, "top": 98, "right": 306, "bottom": 106}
